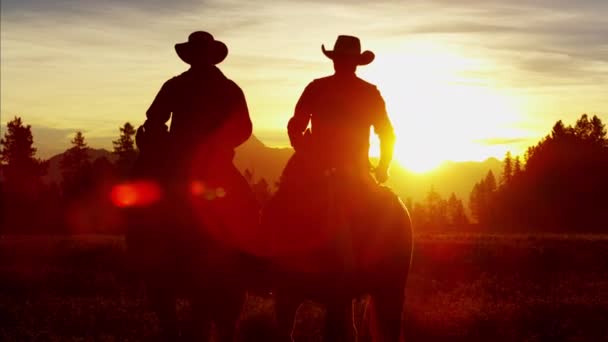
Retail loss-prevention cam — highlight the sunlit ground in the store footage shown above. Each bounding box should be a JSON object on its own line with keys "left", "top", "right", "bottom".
{"left": 2, "top": 234, "right": 607, "bottom": 341}
{"left": 362, "top": 40, "right": 532, "bottom": 173}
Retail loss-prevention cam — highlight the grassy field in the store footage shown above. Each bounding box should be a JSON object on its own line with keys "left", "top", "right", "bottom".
{"left": 1, "top": 233, "right": 608, "bottom": 341}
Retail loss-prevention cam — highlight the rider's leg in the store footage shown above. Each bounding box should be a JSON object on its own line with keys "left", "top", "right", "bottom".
{"left": 187, "top": 292, "right": 212, "bottom": 342}
{"left": 214, "top": 288, "right": 246, "bottom": 342}
{"left": 148, "top": 279, "right": 179, "bottom": 340}
{"left": 325, "top": 299, "right": 355, "bottom": 342}
{"left": 275, "top": 292, "right": 300, "bottom": 342}
{"left": 370, "top": 283, "right": 405, "bottom": 342}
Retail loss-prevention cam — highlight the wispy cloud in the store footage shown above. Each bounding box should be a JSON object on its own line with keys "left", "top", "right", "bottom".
{"left": 1, "top": 0, "right": 607, "bottom": 157}
{"left": 476, "top": 137, "right": 531, "bottom": 146}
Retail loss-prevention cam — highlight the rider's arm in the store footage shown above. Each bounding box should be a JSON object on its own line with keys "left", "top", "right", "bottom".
{"left": 214, "top": 84, "right": 253, "bottom": 149}
{"left": 372, "top": 89, "right": 396, "bottom": 170}
{"left": 288, "top": 83, "right": 314, "bottom": 150}
{"left": 145, "top": 79, "right": 174, "bottom": 131}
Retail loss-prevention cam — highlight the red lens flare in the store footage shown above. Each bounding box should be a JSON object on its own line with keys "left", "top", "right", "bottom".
{"left": 190, "top": 180, "right": 206, "bottom": 196}
{"left": 110, "top": 181, "right": 161, "bottom": 208}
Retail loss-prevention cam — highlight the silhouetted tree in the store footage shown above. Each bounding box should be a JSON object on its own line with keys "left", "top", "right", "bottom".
{"left": 513, "top": 156, "right": 522, "bottom": 176}
{"left": 61, "top": 131, "right": 92, "bottom": 198}
{"left": 113, "top": 122, "right": 137, "bottom": 177}
{"left": 501, "top": 151, "right": 513, "bottom": 186}
{"left": 426, "top": 186, "right": 448, "bottom": 228}
{"left": 447, "top": 192, "right": 468, "bottom": 226}
{"left": 469, "top": 181, "right": 485, "bottom": 223}
{"left": 0, "top": 117, "right": 48, "bottom": 194}
{"left": 411, "top": 201, "right": 428, "bottom": 228}
{"left": 492, "top": 114, "right": 608, "bottom": 232}
{"left": 243, "top": 168, "right": 273, "bottom": 205}
{"left": 469, "top": 170, "right": 497, "bottom": 224}
{"left": 0, "top": 117, "right": 49, "bottom": 232}
{"left": 485, "top": 170, "right": 497, "bottom": 193}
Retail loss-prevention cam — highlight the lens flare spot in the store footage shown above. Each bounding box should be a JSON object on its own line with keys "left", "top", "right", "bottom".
{"left": 110, "top": 181, "right": 161, "bottom": 208}
{"left": 190, "top": 180, "right": 206, "bottom": 196}
{"left": 216, "top": 187, "right": 226, "bottom": 198}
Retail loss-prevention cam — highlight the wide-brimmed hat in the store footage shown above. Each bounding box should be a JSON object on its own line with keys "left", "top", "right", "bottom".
{"left": 175, "top": 31, "right": 228, "bottom": 65}
{"left": 322, "top": 35, "right": 375, "bottom": 66}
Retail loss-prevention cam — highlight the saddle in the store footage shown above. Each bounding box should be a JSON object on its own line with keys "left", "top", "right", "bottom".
{"left": 261, "top": 151, "right": 393, "bottom": 274}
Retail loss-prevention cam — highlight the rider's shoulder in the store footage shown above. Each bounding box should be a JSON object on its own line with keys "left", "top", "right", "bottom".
{"left": 303, "top": 76, "right": 335, "bottom": 94}
{"left": 162, "top": 73, "right": 186, "bottom": 88}
{"left": 309, "top": 75, "right": 334, "bottom": 87}
{"left": 222, "top": 77, "right": 246, "bottom": 97}
{"left": 224, "top": 77, "right": 242, "bottom": 89}
{"left": 355, "top": 77, "right": 380, "bottom": 93}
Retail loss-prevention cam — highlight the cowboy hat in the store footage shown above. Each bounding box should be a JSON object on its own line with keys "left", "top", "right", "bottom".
{"left": 175, "top": 31, "right": 228, "bottom": 65}
{"left": 322, "top": 35, "right": 375, "bottom": 66}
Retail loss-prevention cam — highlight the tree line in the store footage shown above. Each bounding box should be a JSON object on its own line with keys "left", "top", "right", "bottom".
{"left": 0, "top": 118, "right": 134, "bottom": 233}
{"left": 468, "top": 114, "right": 608, "bottom": 232}
{"left": 0, "top": 117, "right": 273, "bottom": 234}
{"left": 1, "top": 114, "right": 607, "bottom": 233}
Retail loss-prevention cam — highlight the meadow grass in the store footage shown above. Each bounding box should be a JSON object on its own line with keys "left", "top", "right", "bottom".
{"left": 1, "top": 233, "right": 607, "bottom": 341}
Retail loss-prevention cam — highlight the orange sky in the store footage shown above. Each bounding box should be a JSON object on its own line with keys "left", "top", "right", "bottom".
{"left": 1, "top": 0, "right": 607, "bottom": 171}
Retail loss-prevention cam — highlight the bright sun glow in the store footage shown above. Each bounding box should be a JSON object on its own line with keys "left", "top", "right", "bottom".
{"left": 362, "top": 41, "right": 527, "bottom": 173}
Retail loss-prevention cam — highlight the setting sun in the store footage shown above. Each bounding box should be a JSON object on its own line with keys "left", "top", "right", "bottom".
{"left": 363, "top": 41, "right": 528, "bottom": 172}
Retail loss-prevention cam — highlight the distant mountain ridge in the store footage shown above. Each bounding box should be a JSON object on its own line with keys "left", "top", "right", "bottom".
{"left": 44, "top": 148, "right": 116, "bottom": 184}
{"left": 233, "top": 136, "right": 502, "bottom": 202}
{"left": 42, "top": 136, "right": 502, "bottom": 202}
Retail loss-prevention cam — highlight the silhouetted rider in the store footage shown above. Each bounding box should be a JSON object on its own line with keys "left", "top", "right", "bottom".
{"left": 143, "top": 31, "right": 252, "bottom": 171}
{"left": 136, "top": 31, "right": 258, "bottom": 251}
{"left": 260, "top": 36, "right": 396, "bottom": 260}
{"left": 287, "top": 35, "right": 395, "bottom": 184}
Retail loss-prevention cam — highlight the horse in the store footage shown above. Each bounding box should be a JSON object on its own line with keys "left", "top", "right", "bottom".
{"left": 260, "top": 152, "right": 414, "bottom": 341}
{"left": 120, "top": 126, "right": 256, "bottom": 341}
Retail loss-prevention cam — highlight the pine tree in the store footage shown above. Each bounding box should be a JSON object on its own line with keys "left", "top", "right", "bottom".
{"left": 502, "top": 151, "right": 513, "bottom": 186}
{"left": 589, "top": 115, "right": 607, "bottom": 146}
{"left": 61, "top": 131, "right": 91, "bottom": 197}
{"left": 1, "top": 117, "right": 48, "bottom": 231}
{"left": 0, "top": 117, "right": 47, "bottom": 194}
{"left": 469, "top": 181, "right": 485, "bottom": 223}
{"left": 513, "top": 156, "right": 522, "bottom": 175}
{"left": 447, "top": 192, "right": 468, "bottom": 225}
{"left": 411, "top": 202, "right": 428, "bottom": 228}
{"left": 551, "top": 120, "right": 568, "bottom": 139}
{"left": 469, "top": 170, "right": 497, "bottom": 224}
{"left": 113, "top": 122, "right": 137, "bottom": 176}
{"left": 425, "top": 186, "right": 448, "bottom": 228}
{"left": 485, "top": 170, "right": 497, "bottom": 193}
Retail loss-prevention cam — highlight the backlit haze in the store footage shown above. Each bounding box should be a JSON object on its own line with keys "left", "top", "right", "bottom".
{"left": 2, "top": 0, "right": 607, "bottom": 172}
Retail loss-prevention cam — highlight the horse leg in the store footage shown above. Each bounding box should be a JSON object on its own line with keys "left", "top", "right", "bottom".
{"left": 354, "top": 296, "right": 373, "bottom": 342}
{"left": 369, "top": 283, "right": 405, "bottom": 342}
{"left": 325, "top": 299, "right": 355, "bottom": 342}
{"left": 275, "top": 293, "right": 300, "bottom": 342}
{"left": 214, "top": 290, "right": 246, "bottom": 342}
{"left": 187, "top": 293, "right": 212, "bottom": 342}
{"left": 148, "top": 281, "right": 179, "bottom": 340}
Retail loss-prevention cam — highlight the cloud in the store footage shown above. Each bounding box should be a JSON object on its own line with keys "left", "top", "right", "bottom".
{"left": 1, "top": 0, "right": 208, "bottom": 17}
{"left": 476, "top": 137, "right": 531, "bottom": 146}
{"left": 2, "top": 0, "right": 607, "bottom": 151}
